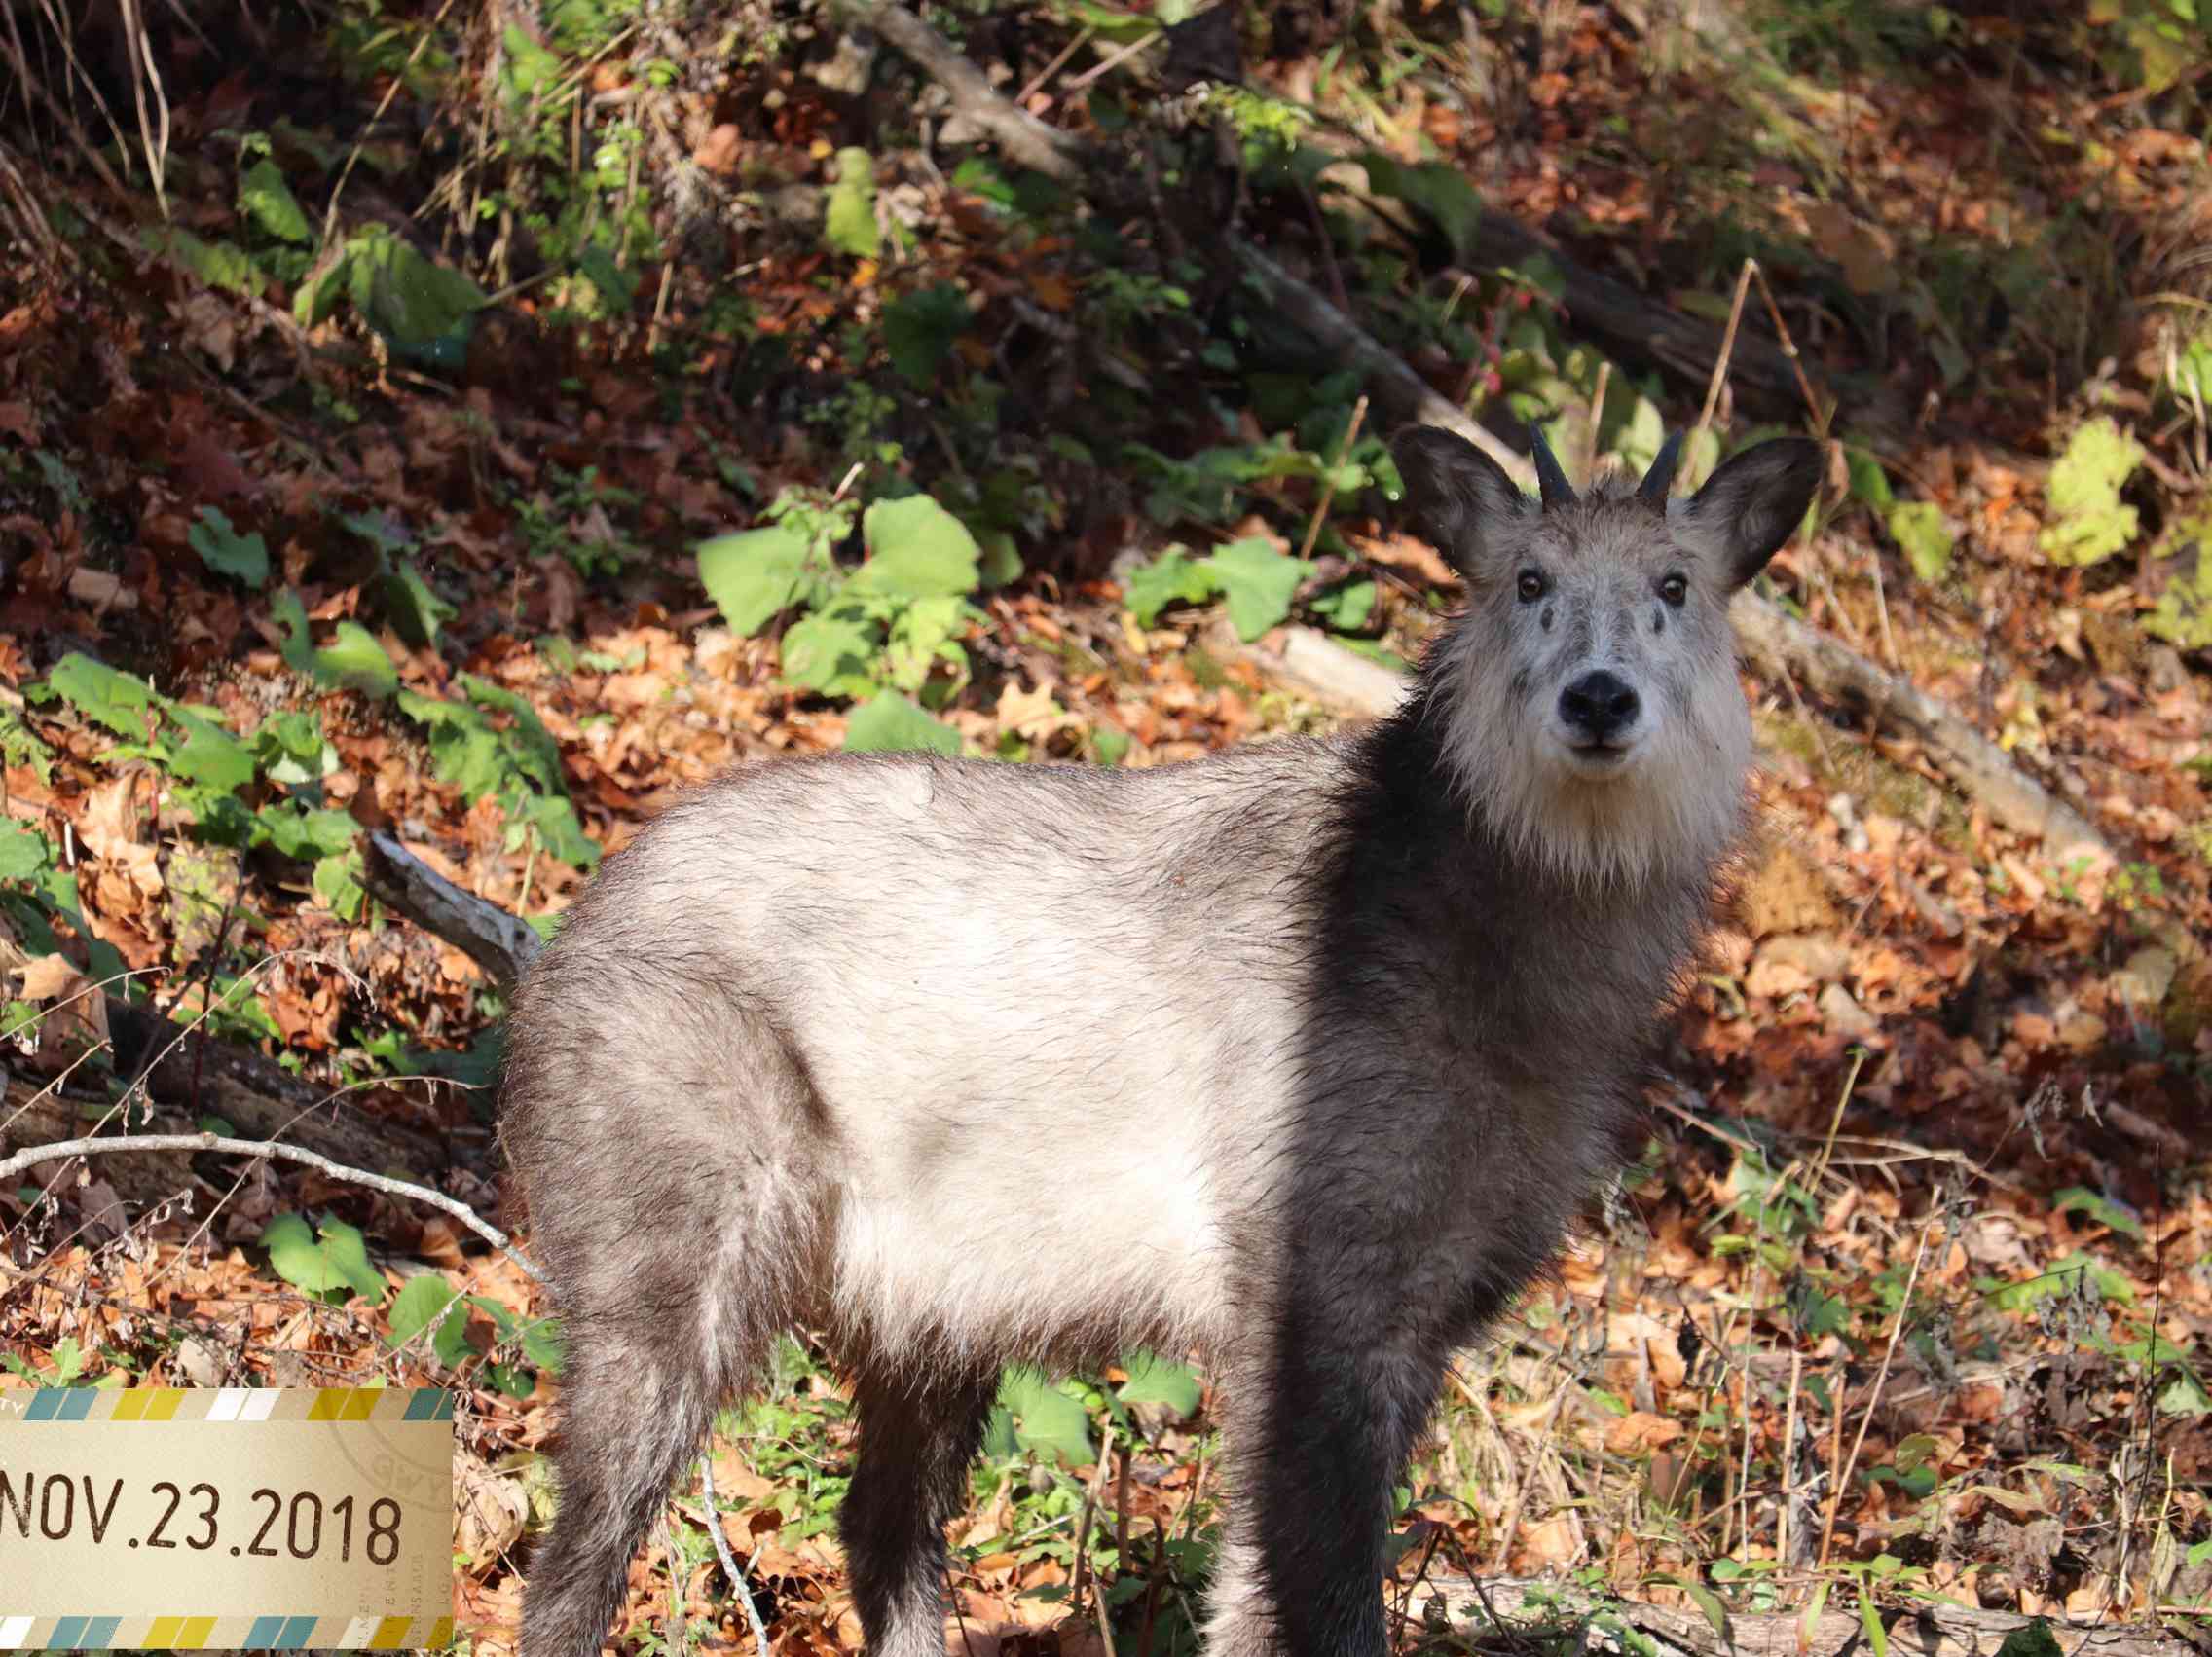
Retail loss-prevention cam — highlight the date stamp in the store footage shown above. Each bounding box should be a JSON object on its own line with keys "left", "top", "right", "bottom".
{"left": 0, "top": 1387, "right": 453, "bottom": 1649}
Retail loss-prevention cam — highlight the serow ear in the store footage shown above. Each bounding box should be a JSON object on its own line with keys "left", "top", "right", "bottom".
{"left": 1682, "top": 436, "right": 1824, "bottom": 589}
{"left": 1390, "top": 425, "right": 1530, "bottom": 577}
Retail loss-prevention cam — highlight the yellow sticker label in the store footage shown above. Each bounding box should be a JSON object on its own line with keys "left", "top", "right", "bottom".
{"left": 0, "top": 1388, "right": 453, "bottom": 1649}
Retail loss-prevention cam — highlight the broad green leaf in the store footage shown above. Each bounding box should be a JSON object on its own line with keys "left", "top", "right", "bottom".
{"left": 697, "top": 521, "right": 815, "bottom": 636}
{"left": 2143, "top": 511, "right": 2212, "bottom": 649}
{"left": 0, "top": 821, "right": 51, "bottom": 880}
{"left": 843, "top": 693, "right": 959, "bottom": 755}
{"left": 500, "top": 23, "right": 563, "bottom": 94}
{"left": 459, "top": 677, "right": 565, "bottom": 794}
{"left": 883, "top": 283, "right": 970, "bottom": 388}
{"left": 166, "top": 709, "right": 256, "bottom": 793}
{"left": 1309, "top": 578, "right": 1376, "bottom": 632}
{"left": 44, "top": 654, "right": 156, "bottom": 738}
{"left": 1201, "top": 536, "right": 1308, "bottom": 642}
{"left": 141, "top": 225, "right": 261, "bottom": 296}
{"left": 2040, "top": 417, "right": 2143, "bottom": 566}
{"left": 855, "top": 496, "right": 981, "bottom": 603}
{"left": 350, "top": 226, "right": 485, "bottom": 353}
{"left": 1356, "top": 153, "right": 1484, "bottom": 259}
{"left": 432, "top": 1299, "right": 476, "bottom": 1368}
{"left": 1847, "top": 449, "right": 1894, "bottom": 509}
{"left": 1124, "top": 548, "right": 1218, "bottom": 627}
{"left": 1892, "top": 1432, "right": 1940, "bottom": 1473}
{"left": 825, "top": 147, "right": 880, "bottom": 259}
{"left": 1117, "top": 1350, "right": 1201, "bottom": 1416}
{"left": 520, "top": 1316, "right": 565, "bottom": 1375}
{"left": 2157, "top": 1367, "right": 2211, "bottom": 1417}
{"left": 262, "top": 1213, "right": 386, "bottom": 1304}
{"left": 386, "top": 1273, "right": 460, "bottom": 1346}
{"left": 316, "top": 623, "right": 396, "bottom": 696}
{"left": 379, "top": 558, "right": 457, "bottom": 646}
{"left": 1680, "top": 425, "right": 1723, "bottom": 494}
{"left": 240, "top": 159, "right": 313, "bottom": 244}
{"left": 253, "top": 710, "right": 334, "bottom": 785}
{"left": 1091, "top": 725, "right": 1131, "bottom": 767}
{"left": 781, "top": 608, "right": 882, "bottom": 697}
{"left": 992, "top": 1367, "right": 1094, "bottom": 1466}
{"left": 314, "top": 851, "right": 366, "bottom": 920}
{"left": 189, "top": 507, "right": 271, "bottom": 587}
{"left": 1888, "top": 501, "right": 1953, "bottom": 582}
{"left": 1681, "top": 1584, "right": 1730, "bottom": 1646}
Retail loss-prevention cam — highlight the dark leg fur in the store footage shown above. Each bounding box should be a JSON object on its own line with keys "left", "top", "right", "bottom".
{"left": 839, "top": 1367, "right": 998, "bottom": 1657}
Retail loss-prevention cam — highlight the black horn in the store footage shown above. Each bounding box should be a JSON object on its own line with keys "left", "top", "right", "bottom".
{"left": 1639, "top": 431, "right": 1684, "bottom": 505}
{"left": 1528, "top": 423, "right": 1576, "bottom": 511}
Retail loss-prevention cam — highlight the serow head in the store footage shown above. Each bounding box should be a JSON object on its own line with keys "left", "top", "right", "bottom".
{"left": 1391, "top": 421, "right": 1824, "bottom": 880}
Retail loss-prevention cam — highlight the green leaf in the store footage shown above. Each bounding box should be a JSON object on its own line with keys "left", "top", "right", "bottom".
{"left": 189, "top": 507, "right": 271, "bottom": 587}
{"left": 696, "top": 522, "right": 817, "bottom": 636}
{"left": 386, "top": 1273, "right": 460, "bottom": 1347}
{"left": 320, "top": 623, "right": 398, "bottom": 696}
{"left": 1092, "top": 725, "right": 1131, "bottom": 767}
{"left": 992, "top": 1367, "right": 1095, "bottom": 1466}
{"left": 313, "top": 851, "right": 366, "bottom": 920}
{"left": 1892, "top": 1433, "right": 1940, "bottom": 1474}
{"left": 256, "top": 802, "right": 358, "bottom": 861}
{"left": 883, "top": 283, "right": 970, "bottom": 388}
{"left": 262, "top": 1213, "right": 386, "bottom": 1305}
{"left": 1994, "top": 1622, "right": 2064, "bottom": 1657}
{"left": 2052, "top": 1187, "right": 2144, "bottom": 1239}
{"left": 1200, "top": 536, "right": 1308, "bottom": 642}
{"left": 378, "top": 558, "right": 457, "bottom": 646}
{"left": 1116, "top": 1350, "right": 1201, "bottom": 1416}
{"left": 1309, "top": 578, "right": 1376, "bottom": 632}
{"left": 432, "top": 1299, "right": 476, "bottom": 1368}
{"left": 843, "top": 694, "right": 959, "bottom": 755}
{"left": 825, "top": 147, "right": 880, "bottom": 259}
{"left": 240, "top": 159, "right": 313, "bottom": 244}
{"left": 519, "top": 1316, "right": 565, "bottom": 1375}
{"left": 855, "top": 496, "right": 982, "bottom": 603}
{"left": 350, "top": 226, "right": 485, "bottom": 354}
{"left": 2040, "top": 417, "right": 2143, "bottom": 566}
{"left": 0, "top": 821, "right": 51, "bottom": 880}
{"left": 1681, "top": 1584, "right": 1730, "bottom": 1646}
{"left": 270, "top": 590, "right": 398, "bottom": 697}
{"left": 2157, "top": 1367, "right": 2212, "bottom": 1417}
{"left": 253, "top": 710, "right": 333, "bottom": 785}
{"left": 1124, "top": 548, "right": 1219, "bottom": 627}
{"left": 1859, "top": 1593, "right": 1887, "bottom": 1657}
{"left": 882, "top": 594, "right": 974, "bottom": 694}
{"left": 44, "top": 654, "right": 156, "bottom": 738}
{"left": 1847, "top": 449, "right": 1895, "bottom": 509}
{"left": 781, "top": 608, "right": 883, "bottom": 697}
{"left": 141, "top": 225, "right": 261, "bottom": 296}
{"left": 166, "top": 709, "right": 256, "bottom": 794}
{"left": 500, "top": 23, "right": 563, "bottom": 94}
{"left": 1356, "top": 153, "right": 1485, "bottom": 260}
{"left": 1887, "top": 501, "right": 1954, "bottom": 582}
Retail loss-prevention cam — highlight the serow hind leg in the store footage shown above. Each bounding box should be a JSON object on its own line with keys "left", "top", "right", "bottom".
{"left": 839, "top": 1365, "right": 998, "bottom": 1657}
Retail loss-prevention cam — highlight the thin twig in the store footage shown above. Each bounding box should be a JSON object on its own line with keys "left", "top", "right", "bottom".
{"left": 1819, "top": 1221, "right": 1929, "bottom": 1567}
{"left": 1585, "top": 360, "right": 1610, "bottom": 487}
{"left": 1747, "top": 258, "right": 1828, "bottom": 433}
{"left": 700, "top": 1454, "right": 774, "bottom": 1657}
{"left": 1297, "top": 394, "right": 1369, "bottom": 563}
{"left": 1071, "top": 1421, "right": 1121, "bottom": 1657}
{"left": 1810, "top": 1046, "right": 1868, "bottom": 1194}
{"left": 1696, "top": 259, "right": 1755, "bottom": 441}
{"left": 1015, "top": 24, "right": 1094, "bottom": 107}
{"left": 0, "top": 1133, "right": 546, "bottom": 1285}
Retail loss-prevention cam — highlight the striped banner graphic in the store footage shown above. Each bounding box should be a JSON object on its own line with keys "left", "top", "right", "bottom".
{"left": 0, "top": 1614, "right": 456, "bottom": 1648}
{"left": 0, "top": 1388, "right": 453, "bottom": 1424}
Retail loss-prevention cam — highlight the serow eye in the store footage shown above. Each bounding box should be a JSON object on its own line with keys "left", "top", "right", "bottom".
{"left": 1659, "top": 573, "right": 1688, "bottom": 608}
{"left": 1517, "top": 570, "right": 1548, "bottom": 603}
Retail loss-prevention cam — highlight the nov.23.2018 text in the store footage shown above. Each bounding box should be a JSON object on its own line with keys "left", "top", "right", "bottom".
{"left": 0, "top": 1470, "right": 403, "bottom": 1564}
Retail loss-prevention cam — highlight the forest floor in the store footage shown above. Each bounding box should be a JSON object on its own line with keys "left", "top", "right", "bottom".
{"left": 1, "top": 2, "right": 2210, "bottom": 1654}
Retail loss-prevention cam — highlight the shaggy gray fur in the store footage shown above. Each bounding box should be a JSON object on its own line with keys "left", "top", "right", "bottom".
{"left": 501, "top": 428, "right": 1822, "bottom": 1657}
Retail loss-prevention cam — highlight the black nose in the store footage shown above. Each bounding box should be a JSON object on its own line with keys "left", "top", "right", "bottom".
{"left": 1560, "top": 670, "right": 1641, "bottom": 744}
